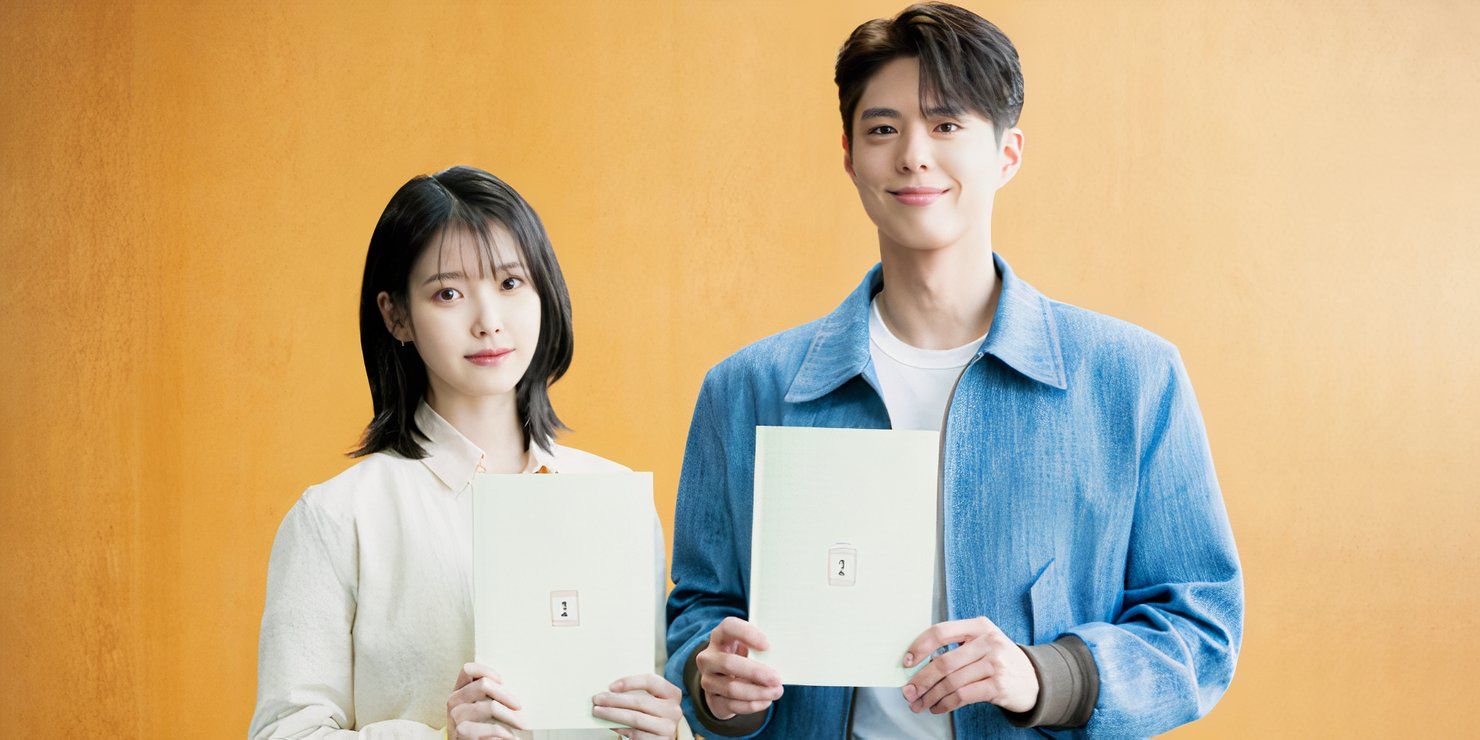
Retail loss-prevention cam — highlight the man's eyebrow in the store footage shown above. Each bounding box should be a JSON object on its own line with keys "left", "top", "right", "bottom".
{"left": 860, "top": 105, "right": 966, "bottom": 121}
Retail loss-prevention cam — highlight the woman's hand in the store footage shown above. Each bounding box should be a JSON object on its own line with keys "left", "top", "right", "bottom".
{"left": 447, "top": 662, "right": 526, "bottom": 740}
{"left": 901, "top": 617, "right": 1039, "bottom": 715}
{"left": 591, "top": 673, "right": 684, "bottom": 739}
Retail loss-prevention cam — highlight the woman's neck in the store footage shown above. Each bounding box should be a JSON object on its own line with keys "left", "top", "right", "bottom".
{"left": 424, "top": 385, "right": 528, "bottom": 473}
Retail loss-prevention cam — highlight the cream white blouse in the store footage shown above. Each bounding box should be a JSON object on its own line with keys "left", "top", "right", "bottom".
{"left": 249, "top": 401, "right": 682, "bottom": 739}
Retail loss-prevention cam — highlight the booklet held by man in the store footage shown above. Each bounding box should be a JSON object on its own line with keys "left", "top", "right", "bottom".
{"left": 748, "top": 426, "right": 939, "bottom": 687}
{"left": 472, "top": 472, "right": 656, "bottom": 730}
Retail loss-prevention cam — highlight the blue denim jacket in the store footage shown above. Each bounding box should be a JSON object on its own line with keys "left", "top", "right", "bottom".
{"left": 665, "top": 254, "right": 1243, "bottom": 738}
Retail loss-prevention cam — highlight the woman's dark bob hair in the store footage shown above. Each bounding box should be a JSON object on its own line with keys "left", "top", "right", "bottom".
{"left": 350, "top": 165, "right": 573, "bottom": 459}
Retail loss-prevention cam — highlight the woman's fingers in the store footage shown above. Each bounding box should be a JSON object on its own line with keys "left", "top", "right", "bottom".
{"left": 453, "top": 719, "right": 515, "bottom": 740}
{"left": 593, "top": 689, "right": 668, "bottom": 717}
{"left": 450, "top": 698, "right": 526, "bottom": 732}
{"left": 609, "top": 673, "right": 682, "bottom": 701}
{"left": 454, "top": 662, "right": 503, "bottom": 690}
{"left": 591, "top": 704, "right": 675, "bottom": 737}
{"left": 450, "top": 676, "right": 524, "bottom": 714}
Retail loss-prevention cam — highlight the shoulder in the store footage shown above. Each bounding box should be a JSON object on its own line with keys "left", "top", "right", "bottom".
{"left": 701, "top": 316, "right": 828, "bottom": 396}
{"left": 548, "top": 444, "right": 632, "bottom": 474}
{"left": 291, "top": 451, "right": 421, "bottom": 524}
{"left": 1045, "top": 298, "right": 1187, "bottom": 398}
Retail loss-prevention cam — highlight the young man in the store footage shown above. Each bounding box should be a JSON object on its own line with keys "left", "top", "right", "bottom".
{"left": 664, "top": 3, "right": 1242, "bottom": 738}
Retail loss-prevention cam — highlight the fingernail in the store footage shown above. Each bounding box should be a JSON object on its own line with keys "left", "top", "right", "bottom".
{"left": 610, "top": 680, "right": 622, "bottom": 691}
{"left": 903, "top": 685, "right": 917, "bottom": 701}
{"left": 903, "top": 652, "right": 914, "bottom": 667}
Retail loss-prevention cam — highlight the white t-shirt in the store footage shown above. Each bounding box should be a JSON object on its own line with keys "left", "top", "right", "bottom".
{"left": 850, "top": 296, "right": 986, "bottom": 740}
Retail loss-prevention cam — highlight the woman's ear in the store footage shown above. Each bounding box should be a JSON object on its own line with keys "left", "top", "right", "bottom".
{"left": 376, "top": 291, "right": 412, "bottom": 343}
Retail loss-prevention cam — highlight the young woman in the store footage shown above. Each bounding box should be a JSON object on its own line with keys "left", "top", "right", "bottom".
{"left": 249, "top": 166, "right": 687, "bottom": 740}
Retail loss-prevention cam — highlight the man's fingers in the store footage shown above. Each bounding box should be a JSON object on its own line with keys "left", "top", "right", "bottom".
{"left": 931, "top": 677, "right": 1002, "bottom": 714}
{"left": 904, "top": 636, "right": 989, "bottom": 704}
{"left": 903, "top": 617, "right": 1001, "bottom": 667}
{"left": 706, "top": 651, "right": 782, "bottom": 687}
{"left": 716, "top": 698, "right": 775, "bottom": 716}
{"left": 915, "top": 656, "right": 995, "bottom": 713}
{"left": 711, "top": 616, "right": 771, "bottom": 652}
{"left": 700, "top": 671, "right": 784, "bottom": 702}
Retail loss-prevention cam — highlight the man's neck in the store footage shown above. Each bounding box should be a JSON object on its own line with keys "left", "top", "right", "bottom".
{"left": 425, "top": 385, "right": 528, "bottom": 473}
{"left": 875, "top": 235, "right": 1001, "bottom": 350}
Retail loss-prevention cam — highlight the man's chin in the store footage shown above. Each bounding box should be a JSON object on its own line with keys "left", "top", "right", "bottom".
{"left": 878, "top": 228, "right": 962, "bottom": 254}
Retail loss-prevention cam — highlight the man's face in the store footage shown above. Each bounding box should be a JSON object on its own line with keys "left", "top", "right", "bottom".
{"left": 844, "top": 56, "right": 1022, "bottom": 253}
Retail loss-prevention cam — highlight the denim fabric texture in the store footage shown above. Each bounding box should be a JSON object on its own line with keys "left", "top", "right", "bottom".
{"left": 664, "top": 253, "right": 1243, "bottom": 738}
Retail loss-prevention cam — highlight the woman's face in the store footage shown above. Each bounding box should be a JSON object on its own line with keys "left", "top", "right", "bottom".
{"left": 379, "top": 223, "right": 541, "bottom": 405}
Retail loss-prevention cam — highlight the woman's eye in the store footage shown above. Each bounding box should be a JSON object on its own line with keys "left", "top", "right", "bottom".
{"left": 435, "top": 288, "right": 461, "bottom": 302}
{"left": 868, "top": 125, "right": 897, "bottom": 135}
{"left": 937, "top": 122, "right": 961, "bottom": 133}
{"left": 501, "top": 276, "right": 524, "bottom": 291}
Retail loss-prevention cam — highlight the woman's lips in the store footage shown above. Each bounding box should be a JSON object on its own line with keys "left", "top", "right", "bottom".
{"left": 890, "top": 187, "right": 948, "bottom": 206}
{"left": 465, "top": 348, "right": 513, "bottom": 366}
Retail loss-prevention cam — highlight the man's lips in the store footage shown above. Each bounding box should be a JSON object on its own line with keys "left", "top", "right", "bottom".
{"left": 888, "top": 186, "right": 949, "bottom": 206}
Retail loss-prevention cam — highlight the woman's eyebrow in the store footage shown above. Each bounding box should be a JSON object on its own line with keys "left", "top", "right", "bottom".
{"left": 421, "top": 271, "right": 467, "bottom": 285}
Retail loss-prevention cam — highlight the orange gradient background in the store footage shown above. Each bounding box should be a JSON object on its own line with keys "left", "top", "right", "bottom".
{"left": 2, "top": 1, "right": 1477, "bottom": 737}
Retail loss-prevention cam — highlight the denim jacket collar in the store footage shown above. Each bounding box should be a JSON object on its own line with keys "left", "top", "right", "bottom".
{"left": 784, "top": 252, "right": 1068, "bottom": 404}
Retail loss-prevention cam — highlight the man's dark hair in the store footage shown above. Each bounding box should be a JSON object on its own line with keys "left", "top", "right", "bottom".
{"left": 350, "top": 165, "right": 573, "bottom": 459}
{"left": 835, "top": 2, "right": 1024, "bottom": 145}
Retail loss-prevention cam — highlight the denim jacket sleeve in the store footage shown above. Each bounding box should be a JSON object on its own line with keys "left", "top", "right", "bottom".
{"left": 1066, "top": 348, "right": 1244, "bottom": 736}
{"left": 664, "top": 370, "right": 774, "bottom": 738}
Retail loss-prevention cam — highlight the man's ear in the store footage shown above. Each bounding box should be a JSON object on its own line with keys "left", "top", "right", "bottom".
{"left": 376, "top": 291, "right": 412, "bottom": 343}
{"left": 997, "top": 128, "right": 1024, "bottom": 188}
{"left": 842, "top": 133, "right": 855, "bottom": 178}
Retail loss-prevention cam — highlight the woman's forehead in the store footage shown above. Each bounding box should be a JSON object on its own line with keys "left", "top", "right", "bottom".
{"left": 417, "top": 222, "right": 525, "bottom": 277}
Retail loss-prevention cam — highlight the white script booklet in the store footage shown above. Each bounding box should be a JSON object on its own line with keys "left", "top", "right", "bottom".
{"left": 748, "top": 425, "right": 940, "bottom": 687}
{"left": 472, "top": 472, "right": 656, "bottom": 730}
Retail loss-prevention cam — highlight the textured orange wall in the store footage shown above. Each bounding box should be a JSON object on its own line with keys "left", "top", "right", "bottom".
{"left": 3, "top": 1, "right": 1477, "bottom": 736}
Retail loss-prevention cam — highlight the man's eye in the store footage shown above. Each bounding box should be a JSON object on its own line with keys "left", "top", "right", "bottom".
{"left": 501, "top": 277, "right": 524, "bottom": 291}
{"left": 937, "top": 122, "right": 960, "bottom": 133}
{"left": 435, "top": 288, "right": 461, "bottom": 301}
{"left": 868, "top": 125, "right": 897, "bottom": 135}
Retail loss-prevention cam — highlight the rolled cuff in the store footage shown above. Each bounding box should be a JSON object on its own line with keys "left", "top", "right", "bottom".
{"left": 682, "top": 648, "right": 769, "bottom": 737}
{"left": 1003, "top": 634, "right": 1099, "bottom": 729}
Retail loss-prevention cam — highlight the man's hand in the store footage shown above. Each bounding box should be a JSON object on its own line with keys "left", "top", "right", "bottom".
{"left": 695, "top": 616, "right": 784, "bottom": 719}
{"left": 901, "top": 617, "right": 1038, "bottom": 715}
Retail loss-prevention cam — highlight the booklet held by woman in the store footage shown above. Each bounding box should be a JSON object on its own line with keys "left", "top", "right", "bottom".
{"left": 473, "top": 472, "right": 656, "bottom": 730}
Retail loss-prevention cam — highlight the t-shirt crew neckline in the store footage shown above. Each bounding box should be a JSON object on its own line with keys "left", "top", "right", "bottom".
{"left": 868, "top": 296, "right": 987, "bottom": 369}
